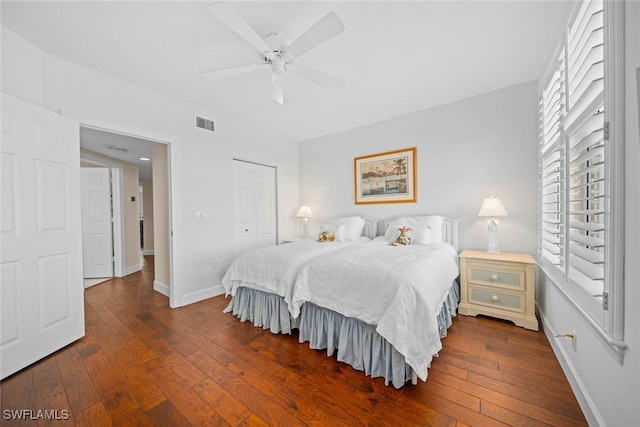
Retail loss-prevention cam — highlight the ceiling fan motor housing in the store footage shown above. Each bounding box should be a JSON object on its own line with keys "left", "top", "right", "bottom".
{"left": 264, "top": 32, "right": 290, "bottom": 53}
{"left": 261, "top": 33, "right": 292, "bottom": 76}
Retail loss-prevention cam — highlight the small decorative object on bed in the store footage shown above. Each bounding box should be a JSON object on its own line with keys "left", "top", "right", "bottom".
{"left": 391, "top": 226, "right": 412, "bottom": 245}
{"left": 354, "top": 147, "right": 417, "bottom": 204}
{"left": 317, "top": 230, "right": 335, "bottom": 241}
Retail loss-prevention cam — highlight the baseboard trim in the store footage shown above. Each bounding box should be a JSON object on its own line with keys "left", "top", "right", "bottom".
{"left": 153, "top": 280, "right": 170, "bottom": 297}
{"left": 83, "top": 277, "right": 111, "bottom": 289}
{"left": 142, "top": 249, "right": 154, "bottom": 256}
{"left": 124, "top": 263, "right": 142, "bottom": 276}
{"left": 177, "top": 284, "right": 224, "bottom": 307}
{"left": 537, "top": 306, "right": 601, "bottom": 427}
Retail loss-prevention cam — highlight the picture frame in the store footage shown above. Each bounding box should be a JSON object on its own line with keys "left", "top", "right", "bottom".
{"left": 354, "top": 147, "right": 417, "bottom": 205}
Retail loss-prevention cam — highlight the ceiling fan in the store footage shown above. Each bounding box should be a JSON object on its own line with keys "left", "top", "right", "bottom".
{"left": 203, "top": 3, "right": 345, "bottom": 105}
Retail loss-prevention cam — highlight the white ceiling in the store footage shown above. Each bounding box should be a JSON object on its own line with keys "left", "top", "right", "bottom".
{"left": 2, "top": 0, "right": 575, "bottom": 149}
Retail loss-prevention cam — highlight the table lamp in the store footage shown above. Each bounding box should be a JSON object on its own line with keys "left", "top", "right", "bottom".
{"left": 478, "top": 195, "right": 507, "bottom": 254}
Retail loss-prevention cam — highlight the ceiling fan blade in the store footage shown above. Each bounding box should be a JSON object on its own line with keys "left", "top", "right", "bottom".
{"left": 283, "top": 12, "right": 345, "bottom": 60}
{"left": 287, "top": 63, "right": 343, "bottom": 91}
{"left": 208, "top": 3, "right": 277, "bottom": 61}
{"left": 271, "top": 74, "right": 284, "bottom": 105}
{"left": 202, "top": 62, "right": 269, "bottom": 80}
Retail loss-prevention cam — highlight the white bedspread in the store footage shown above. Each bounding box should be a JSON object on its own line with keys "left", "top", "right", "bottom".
{"left": 288, "top": 241, "right": 459, "bottom": 381}
{"left": 221, "top": 240, "right": 365, "bottom": 300}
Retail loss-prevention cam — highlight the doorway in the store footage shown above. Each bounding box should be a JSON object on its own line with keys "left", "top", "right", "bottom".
{"left": 78, "top": 126, "right": 173, "bottom": 302}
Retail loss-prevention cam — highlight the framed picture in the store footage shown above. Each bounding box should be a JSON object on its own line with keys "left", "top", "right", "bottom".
{"left": 354, "top": 147, "right": 417, "bottom": 205}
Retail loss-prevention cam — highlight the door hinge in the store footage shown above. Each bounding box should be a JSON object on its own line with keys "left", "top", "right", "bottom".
{"left": 603, "top": 121, "right": 610, "bottom": 141}
{"left": 602, "top": 291, "right": 609, "bottom": 310}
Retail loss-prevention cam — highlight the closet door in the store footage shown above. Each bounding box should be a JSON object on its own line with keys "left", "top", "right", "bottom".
{"left": 233, "top": 160, "right": 277, "bottom": 255}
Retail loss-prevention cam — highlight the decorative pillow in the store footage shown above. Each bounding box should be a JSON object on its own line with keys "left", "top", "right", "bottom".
{"left": 323, "top": 216, "right": 365, "bottom": 241}
{"left": 318, "top": 223, "right": 345, "bottom": 241}
{"left": 383, "top": 215, "right": 444, "bottom": 244}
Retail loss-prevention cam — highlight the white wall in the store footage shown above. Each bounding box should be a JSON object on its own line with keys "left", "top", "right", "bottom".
{"left": 1, "top": 28, "right": 43, "bottom": 106}
{"left": 1, "top": 26, "right": 300, "bottom": 306}
{"left": 299, "top": 81, "right": 539, "bottom": 255}
{"left": 121, "top": 161, "right": 141, "bottom": 274}
{"left": 142, "top": 179, "right": 155, "bottom": 254}
{"left": 537, "top": 3, "right": 640, "bottom": 426}
{"left": 151, "top": 143, "right": 170, "bottom": 292}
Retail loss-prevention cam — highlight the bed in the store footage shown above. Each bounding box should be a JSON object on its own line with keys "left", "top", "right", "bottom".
{"left": 222, "top": 215, "right": 459, "bottom": 388}
{"left": 222, "top": 216, "right": 378, "bottom": 333}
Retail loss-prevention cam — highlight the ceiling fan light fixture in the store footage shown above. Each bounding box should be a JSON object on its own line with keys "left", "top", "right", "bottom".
{"left": 271, "top": 58, "right": 286, "bottom": 76}
{"left": 271, "top": 74, "right": 284, "bottom": 105}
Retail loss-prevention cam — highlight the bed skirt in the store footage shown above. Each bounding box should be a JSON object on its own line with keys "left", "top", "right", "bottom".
{"left": 223, "top": 281, "right": 459, "bottom": 388}
{"left": 223, "top": 287, "right": 299, "bottom": 334}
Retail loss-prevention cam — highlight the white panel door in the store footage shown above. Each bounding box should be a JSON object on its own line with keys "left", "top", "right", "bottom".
{"left": 1, "top": 93, "right": 84, "bottom": 379}
{"left": 81, "top": 168, "right": 114, "bottom": 279}
{"left": 233, "top": 160, "right": 256, "bottom": 255}
{"left": 233, "top": 160, "right": 277, "bottom": 255}
{"left": 255, "top": 166, "right": 276, "bottom": 248}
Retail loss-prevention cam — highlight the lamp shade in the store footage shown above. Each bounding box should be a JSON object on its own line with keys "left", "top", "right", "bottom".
{"left": 296, "top": 204, "right": 313, "bottom": 218}
{"left": 478, "top": 196, "right": 507, "bottom": 217}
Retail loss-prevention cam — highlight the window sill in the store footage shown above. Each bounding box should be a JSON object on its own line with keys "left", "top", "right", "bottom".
{"left": 537, "top": 263, "right": 627, "bottom": 365}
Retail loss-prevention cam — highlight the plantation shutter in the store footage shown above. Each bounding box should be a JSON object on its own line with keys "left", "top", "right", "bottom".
{"left": 538, "top": 0, "right": 625, "bottom": 347}
{"left": 564, "top": 0, "right": 604, "bottom": 128}
{"left": 539, "top": 49, "right": 565, "bottom": 268}
{"left": 565, "top": 0, "right": 605, "bottom": 295}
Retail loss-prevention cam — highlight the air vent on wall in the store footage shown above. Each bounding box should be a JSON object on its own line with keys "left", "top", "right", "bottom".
{"left": 195, "top": 116, "right": 215, "bottom": 132}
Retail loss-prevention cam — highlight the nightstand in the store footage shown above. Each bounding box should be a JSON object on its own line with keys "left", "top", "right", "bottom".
{"left": 458, "top": 250, "right": 538, "bottom": 331}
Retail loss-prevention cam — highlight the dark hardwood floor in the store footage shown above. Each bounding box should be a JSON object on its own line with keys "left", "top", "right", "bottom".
{"left": 1, "top": 256, "right": 586, "bottom": 426}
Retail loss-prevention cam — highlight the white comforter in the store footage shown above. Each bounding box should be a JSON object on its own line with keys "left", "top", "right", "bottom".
{"left": 288, "top": 240, "right": 459, "bottom": 381}
{"left": 221, "top": 239, "right": 367, "bottom": 300}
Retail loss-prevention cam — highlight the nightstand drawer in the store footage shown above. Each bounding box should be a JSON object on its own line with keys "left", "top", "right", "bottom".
{"left": 469, "top": 287, "right": 524, "bottom": 312}
{"left": 468, "top": 266, "right": 524, "bottom": 290}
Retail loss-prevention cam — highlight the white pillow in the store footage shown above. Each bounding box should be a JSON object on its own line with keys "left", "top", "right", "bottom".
{"left": 417, "top": 215, "right": 444, "bottom": 243}
{"left": 383, "top": 215, "right": 445, "bottom": 244}
{"left": 324, "top": 216, "right": 366, "bottom": 241}
{"left": 318, "top": 223, "right": 345, "bottom": 241}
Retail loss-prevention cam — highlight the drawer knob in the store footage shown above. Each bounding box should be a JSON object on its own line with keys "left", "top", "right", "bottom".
{"left": 490, "top": 274, "right": 499, "bottom": 281}
{"left": 491, "top": 295, "right": 499, "bottom": 302}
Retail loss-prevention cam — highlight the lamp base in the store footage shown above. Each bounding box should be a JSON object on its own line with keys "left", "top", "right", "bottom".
{"left": 302, "top": 218, "right": 310, "bottom": 239}
{"left": 487, "top": 220, "right": 500, "bottom": 254}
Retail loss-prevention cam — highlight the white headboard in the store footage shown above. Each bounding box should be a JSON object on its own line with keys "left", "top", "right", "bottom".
{"left": 380, "top": 216, "right": 459, "bottom": 250}
{"left": 361, "top": 216, "right": 378, "bottom": 240}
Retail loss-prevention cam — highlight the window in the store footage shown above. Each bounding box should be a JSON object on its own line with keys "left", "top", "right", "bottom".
{"left": 538, "top": 0, "right": 625, "bottom": 361}
{"left": 540, "top": 48, "right": 565, "bottom": 269}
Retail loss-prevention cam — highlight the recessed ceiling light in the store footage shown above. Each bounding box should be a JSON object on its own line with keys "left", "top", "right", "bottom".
{"left": 139, "top": 157, "right": 151, "bottom": 161}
